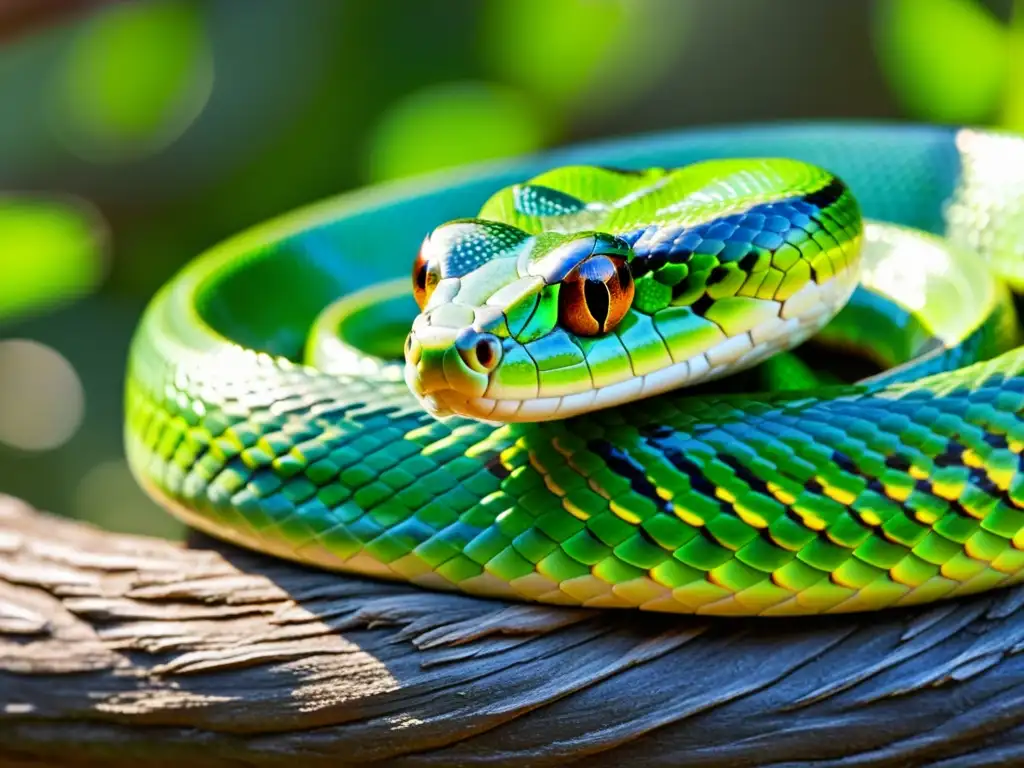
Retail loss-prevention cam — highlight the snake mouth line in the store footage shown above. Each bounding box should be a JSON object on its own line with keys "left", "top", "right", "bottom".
{"left": 420, "top": 270, "right": 859, "bottom": 422}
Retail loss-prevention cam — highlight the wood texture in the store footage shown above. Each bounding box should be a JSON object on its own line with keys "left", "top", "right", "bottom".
{"left": 1, "top": 492, "right": 1023, "bottom": 767}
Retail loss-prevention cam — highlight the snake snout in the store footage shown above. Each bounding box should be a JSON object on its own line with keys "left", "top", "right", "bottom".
{"left": 404, "top": 309, "right": 501, "bottom": 420}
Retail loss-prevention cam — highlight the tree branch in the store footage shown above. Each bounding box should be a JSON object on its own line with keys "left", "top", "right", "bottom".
{"left": 1, "top": 493, "right": 1023, "bottom": 766}
{"left": 0, "top": 0, "right": 116, "bottom": 45}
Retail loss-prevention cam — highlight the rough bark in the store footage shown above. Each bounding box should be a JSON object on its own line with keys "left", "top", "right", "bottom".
{"left": 1, "top": 493, "right": 1023, "bottom": 767}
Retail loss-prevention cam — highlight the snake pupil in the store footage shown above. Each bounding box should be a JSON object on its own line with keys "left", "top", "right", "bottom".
{"left": 412, "top": 253, "right": 433, "bottom": 309}
{"left": 558, "top": 253, "right": 634, "bottom": 337}
{"left": 584, "top": 279, "right": 611, "bottom": 331}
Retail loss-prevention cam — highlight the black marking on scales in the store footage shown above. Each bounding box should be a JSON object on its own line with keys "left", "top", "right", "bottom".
{"left": 619, "top": 180, "right": 851, "bottom": 284}
{"left": 588, "top": 440, "right": 672, "bottom": 515}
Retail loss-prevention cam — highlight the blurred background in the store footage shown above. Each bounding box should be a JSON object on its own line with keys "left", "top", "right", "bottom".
{"left": 0, "top": 0, "right": 1021, "bottom": 540}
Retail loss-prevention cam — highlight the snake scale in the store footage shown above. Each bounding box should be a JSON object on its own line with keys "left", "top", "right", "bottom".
{"left": 126, "top": 124, "right": 1024, "bottom": 616}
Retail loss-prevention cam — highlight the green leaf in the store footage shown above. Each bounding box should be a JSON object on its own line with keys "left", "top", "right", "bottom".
{"left": 874, "top": 0, "right": 1008, "bottom": 123}
{"left": 366, "top": 81, "right": 548, "bottom": 182}
{"left": 0, "top": 197, "right": 107, "bottom": 320}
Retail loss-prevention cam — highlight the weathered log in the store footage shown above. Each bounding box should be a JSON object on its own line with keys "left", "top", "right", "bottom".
{"left": 0, "top": 492, "right": 1023, "bottom": 767}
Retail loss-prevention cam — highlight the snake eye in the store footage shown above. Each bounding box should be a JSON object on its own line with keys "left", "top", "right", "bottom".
{"left": 412, "top": 238, "right": 438, "bottom": 310}
{"left": 558, "top": 254, "right": 634, "bottom": 336}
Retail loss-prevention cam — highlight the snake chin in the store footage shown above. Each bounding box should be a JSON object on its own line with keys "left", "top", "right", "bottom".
{"left": 415, "top": 388, "right": 500, "bottom": 425}
{"left": 404, "top": 360, "right": 473, "bottom": 420}
{"left": 404, "top": 362, "right": 508, "bottom": 424}
{"left": 418, "top": 392, "right": 457, "bottom": 419}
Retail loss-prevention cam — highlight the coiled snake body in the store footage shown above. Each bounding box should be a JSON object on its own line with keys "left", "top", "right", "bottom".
{"left": 127, "top": 124, "right": 1024, "bottom": 616}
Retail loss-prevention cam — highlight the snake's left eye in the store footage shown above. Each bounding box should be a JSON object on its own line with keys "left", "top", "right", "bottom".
{"left": 412, "top": 238, "right": 439, "bottom": 309}
{"left": 558, "top": 254, "right": 634, "bottom": 336}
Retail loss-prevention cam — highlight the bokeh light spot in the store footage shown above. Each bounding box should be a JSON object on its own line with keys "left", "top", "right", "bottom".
{"left": 482, "top": 0, "right": 627, "bottom": 104}
{"left": 0, "top": 196, "right": 107, "bottom": 319}
{"left": 0, "top": 340, "right": 84, "bottom": 452}
{"left": 74, "top": 458, "right": 186, "bottom": 539}
{"left": 874, "top": 0, "right": 1008, "bottom": 124}
{"left": 480, "top": 0, "right": 680, "bottom": 112}
{"left": 367, "top": 81, "right": 547, "bottom": 182}
{"left": 49, "top": 0, "right": 214, "bottom": 162}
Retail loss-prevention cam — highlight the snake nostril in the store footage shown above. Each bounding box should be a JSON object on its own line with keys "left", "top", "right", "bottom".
{"left": 456, "top": 330, "right": 501, "bottom": 374}
{"left": 475, "top": 337, "right": 496, "bottom": 369}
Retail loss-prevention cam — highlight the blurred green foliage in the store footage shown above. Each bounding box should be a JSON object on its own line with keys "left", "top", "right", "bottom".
{"left": 0, "top": 0, "right": 1021, "bottom": 537}
{"left": 52, "top": 0, "right": 212, "bottom": 161}
{"left": 0, "top": 197, "right": 106, "bottom": 319}
{"left": 366, "top": 81, "right": 548, "bottom": 181}
{"left": 1006, "top": 1, "right": 1024, "bottom": 128}
{"left": 874, "top": 0, "right": 1024, "bottom": 128}
{"left": 481, "top": 0, "right": 630, "bottom": 106}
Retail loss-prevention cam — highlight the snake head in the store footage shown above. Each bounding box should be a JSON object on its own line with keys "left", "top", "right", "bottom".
{"left": 405, "top": 220, "right": 636, "bottom": 421}
{"left": 405, "top": 161, "right": 863, "bottom": 423}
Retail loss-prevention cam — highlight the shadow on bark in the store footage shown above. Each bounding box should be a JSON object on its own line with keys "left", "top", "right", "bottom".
{"left": 1, "top": 494, "right": 1023, "bottom": 767}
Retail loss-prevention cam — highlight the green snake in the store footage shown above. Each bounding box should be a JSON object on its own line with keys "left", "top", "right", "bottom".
{"left": 126, "top": 124, "right": 1024, "bottom": 616}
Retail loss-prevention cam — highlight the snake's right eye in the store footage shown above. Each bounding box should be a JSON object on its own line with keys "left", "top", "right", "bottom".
{"left": 412, "top": 239, "right": 438, "bottom": 309}
{"left": 558, "top": 253, "right": 634, "bottom": 336}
